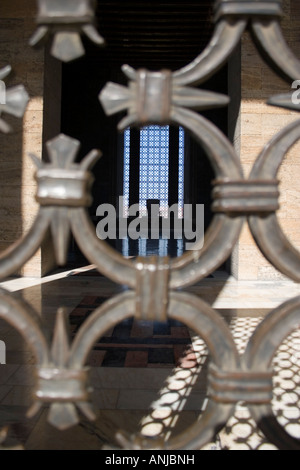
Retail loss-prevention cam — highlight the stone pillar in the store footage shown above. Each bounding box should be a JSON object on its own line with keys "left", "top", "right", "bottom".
{"left": 230, "top": 0, "right": 300, "bottom": 280}
{"left": 0, "top": 0, "right": 59, "bottom": 277}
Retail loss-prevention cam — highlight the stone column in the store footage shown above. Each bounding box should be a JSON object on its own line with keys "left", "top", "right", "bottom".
{"left": 230, "top": 0, "right": 300, "bottom": 280}
{"left": 0, "top": 0, "right": 59, "bottom": 277}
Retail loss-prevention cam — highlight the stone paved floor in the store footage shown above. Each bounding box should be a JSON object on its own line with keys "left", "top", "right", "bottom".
{"left": 0, "top": 267, "right": 299, "bottom": 450}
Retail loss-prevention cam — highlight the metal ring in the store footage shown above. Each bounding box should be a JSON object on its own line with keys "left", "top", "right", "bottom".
{"left": 251, "top": 19, "right": 300, "bottom": 82}
{"left": 70, "top": 290, "right": 239, "bottom": 450}
{"left": 243, "top": 296, "right": 300, "bottom": 450}
{"left": 0, "top": 209, "right": 52, "bottom": 281}
{"left": 71, "top": 107, "right": 244, "bottom": 289}
{"left": 172, "top": 19, "right": 247, "bottom": 86}
{"left": 0, "top": 288, "right": 49, "bottom": 365}
{"left": 169, "top": 107, "right": 244, "bottom": 288}
{"left": 248, "top": 119, "right": 300, "bottom": 282}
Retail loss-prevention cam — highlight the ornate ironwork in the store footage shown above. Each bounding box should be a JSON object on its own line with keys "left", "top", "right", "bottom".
{"left": 29, "top": 0, "right": 105, "bottom": 62}
{"left": 0, "top": 66, "right": 29, "bottom": 133}
{"left": 0, "top": 0, "right": 299, "bottom": 450}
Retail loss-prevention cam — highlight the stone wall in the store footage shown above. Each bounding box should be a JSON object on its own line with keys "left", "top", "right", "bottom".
{"left": 0, "top": 0, "right": 43, "bottom": 276}
{"left": 0, "top": 0, "right": 59, "bottom": 277}
{"left": 231, "top": 0, "right": 300, "bottom": 280}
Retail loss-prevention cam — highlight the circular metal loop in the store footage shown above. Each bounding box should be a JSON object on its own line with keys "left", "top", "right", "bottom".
{"left": 248, "top": 119, "right": 300, "bottom": 282}
{"left": 70, "top": 290, "right": 240, "bottom": 450}
{"left": 244, "top": 296, "right": 300, "bottom": 450}
{"left": 0, "top": 288, "right": 49, "bottom": 365}
{"left": 172, "top": 19, "right": 247, "bottom": 86}
{"left": 251, "top": 20, "right": 300, "bottom": 82}
{"left": 71, "top": 108, "right": 244, "bottom": 289}
{"left": 172, "top": 4, "right": 300, "bottom": 86}
{"left": 169, "top": 107, "right": 244, "bottom": 288}
{"left": 0, "top": 208, "right": 52, "bottom": 281}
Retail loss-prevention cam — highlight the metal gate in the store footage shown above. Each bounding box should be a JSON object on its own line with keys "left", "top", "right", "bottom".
{"left": 0, "top": 0, "right": 300, "bottom": 450}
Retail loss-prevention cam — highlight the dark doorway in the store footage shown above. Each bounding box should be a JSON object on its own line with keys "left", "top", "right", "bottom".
{"left": 60, "top": 1, "right": 230, "bottom": 269}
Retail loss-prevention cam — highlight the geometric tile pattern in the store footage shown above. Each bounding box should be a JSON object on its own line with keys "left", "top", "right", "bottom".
{"left": 70, "top": 296, "right": 194, "bottom": 368}
{"left": 272, "top": 328, "right": 300, "bottom": 440}
{"left": 219, "top": 320, "right": 300, "bottom": 449}
{"left": 1, "top": 303, "right": 299, "bottom": 449}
